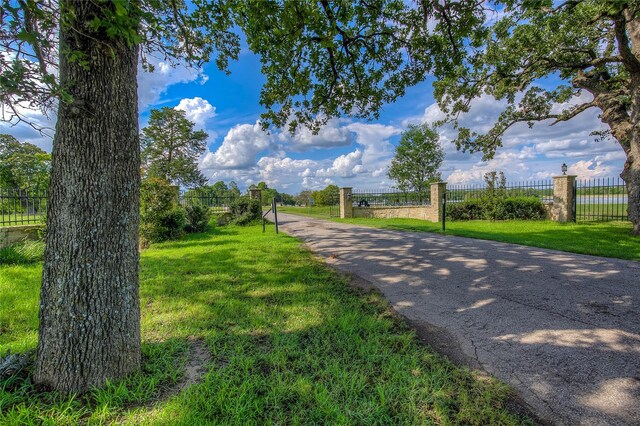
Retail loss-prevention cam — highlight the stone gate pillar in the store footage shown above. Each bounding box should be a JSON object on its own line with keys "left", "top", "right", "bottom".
{"left": 552, "top": 175, "right": 577, "bottom": 222}
{"left": 431, "top": 182, "right": 447, "bottom": 222}
{"left": 249, "top": 188, "right": 262, "bottom": 201}
{"left": 340, "top": 187, "right": 353, "bottom": 218}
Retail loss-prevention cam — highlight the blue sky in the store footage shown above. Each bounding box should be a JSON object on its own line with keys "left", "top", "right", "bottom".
{"left": 1, "top": 48, "right": 626, "bottom": 194}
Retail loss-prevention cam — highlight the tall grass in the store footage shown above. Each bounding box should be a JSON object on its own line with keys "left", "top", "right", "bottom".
{"left": 0, "top": 240, "right": 45, "bottom": 266}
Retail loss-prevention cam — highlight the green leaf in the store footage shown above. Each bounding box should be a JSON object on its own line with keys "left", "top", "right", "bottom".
{"left": 15, "top": 30, "right": 37, "bottom": 44}
{"left": 114, "top": 2, "right": 128, "bottom": 17}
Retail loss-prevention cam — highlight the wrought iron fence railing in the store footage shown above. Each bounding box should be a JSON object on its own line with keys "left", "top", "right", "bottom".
{"left": 575, "top": 177, "right": 628, "bottom": 222}
{"left": 351, "top": 189, "right": 431, "bottom": 207}
{"left": 0, "top": 188, "right": 48, "bottom": 227}
{"left": 179, "top": 193, "right": 238, "bottom": 213}
{"left": 328, "top": 196, "right": 340, "bottom": 217}
{"left": 447, "top": 180, "right": 554, "bottom": 203}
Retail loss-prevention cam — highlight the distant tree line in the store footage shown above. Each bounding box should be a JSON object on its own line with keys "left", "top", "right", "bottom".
{"left": 293, "top": 185, "right": 339, "bottom": 207}
{"left": 0, "top": 134, "right": 51, "bottom": 192}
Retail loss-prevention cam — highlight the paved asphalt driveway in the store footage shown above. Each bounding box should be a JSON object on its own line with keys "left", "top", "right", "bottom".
{"left": 272, "top": 213, "right": 640, "bottom": 425}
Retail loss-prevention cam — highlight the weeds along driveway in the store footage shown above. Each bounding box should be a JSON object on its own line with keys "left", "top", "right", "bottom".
{"left": 272, "top": 212, "right": 640, "bottom": 426}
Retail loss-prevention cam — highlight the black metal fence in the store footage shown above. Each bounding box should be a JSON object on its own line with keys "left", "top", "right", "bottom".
{"left": 575, "top": 177, "right": 628, "bottom": 222}
{"left": 0, "top": 188, "right": 48, "bottom": 227}
{"left": 447, "top": 180, "right": 554, "bottom": 203}
{"left": 179, "top": 192, "right": 238, "bottom": 213}
{"left": 351, "top": 189, "right": 431, "bottom": 207}
{"left": 321, "top": 196, "right": 338, "bottom": 217}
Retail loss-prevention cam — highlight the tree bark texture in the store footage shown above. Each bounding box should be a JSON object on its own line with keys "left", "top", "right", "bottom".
{"left": 622, "top": 12, "right": 640, "bottom": 236}
{"left": 571, "top": 11, "right": 640, "bottom": 236}
{"left": 621, "top": 129, "right": 640, "bottom": 235}
{"left": 34, "top": 0, "right": 141, "bottom": 392}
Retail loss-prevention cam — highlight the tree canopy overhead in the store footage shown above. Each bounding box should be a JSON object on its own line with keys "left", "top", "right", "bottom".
{"left": 424, "top": 1, "right": 638, "bottom": 159}
{"left": 1, "top": 0, "right": 428, "bottom": 131}
{"left": 0, "top": 0, "right": 240, "bottom": 127}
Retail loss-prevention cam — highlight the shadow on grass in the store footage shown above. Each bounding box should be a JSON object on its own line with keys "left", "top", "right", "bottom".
{"left": 0, "top": 339, "right": 188, "bottom": 424}
{"left": 1, "top": 224, "right": 536, "bottom": 424}
{"left": 29, "top": 217, "right": 640, "bottom": 423}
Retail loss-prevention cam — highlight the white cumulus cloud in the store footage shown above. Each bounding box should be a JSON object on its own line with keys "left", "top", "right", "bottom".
{"left": 568, "top": 159, "right": 617, "bottom": 178}
{"left": 283, "top": 118, "right": 355, "bottom": 151}
{"left": 317, "top": 149, "right": 365, "bottom": 178}
{"left": 256, "top": 155, "right": 319, "bottom": 190}
{"left": 201, "top": 121, "right": 272, "bottom": 170}
{"left": 138, "top": 58, "right": 208, "bottom": 111}
{"left": 175, "top": 97, "right": 216, "bottom": 129}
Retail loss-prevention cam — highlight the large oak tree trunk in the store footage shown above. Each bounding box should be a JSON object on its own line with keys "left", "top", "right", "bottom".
{"left": 34, "top": 0, "right": 141, "bottom": 393}
{"left": 622, "top": 13, "right": 640, "bottom": 236}
{"left": 622, "top": 141, "right": 640, "bottom": 235}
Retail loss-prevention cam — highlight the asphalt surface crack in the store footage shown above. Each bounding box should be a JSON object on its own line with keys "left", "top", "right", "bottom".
{"left": 496, "top": 293, "right": 600, "bottom": 328}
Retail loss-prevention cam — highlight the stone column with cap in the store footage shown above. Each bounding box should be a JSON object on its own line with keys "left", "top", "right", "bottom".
{"left": 340, "top": 187, "right": 353, "bottom": 218}
{"left": 430, "top": 182, "right": 447, "bottom": 222}
{"left": 552, "top": 175, "right": 576, "bottom": 222}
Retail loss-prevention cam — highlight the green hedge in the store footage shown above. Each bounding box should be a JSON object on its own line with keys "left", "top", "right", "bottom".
{"left": 229, "top": 197, "right": 262, "bottom": 225}
{"left": 446, "top": 197, "right": 547, "bottom": 221}
{"left": 500, "top": 197, "right": 547, "bottom": 220}
{"left": 446, "top": 199, "right": 485, "bottom": 221}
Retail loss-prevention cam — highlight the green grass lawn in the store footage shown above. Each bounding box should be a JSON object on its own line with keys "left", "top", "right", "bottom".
{"left": 279, "top": 205, "right": 336, "bottom": 219}
{"left": 0, "top": 213, "right": 45, "bottom": 227}
{"left": 0, "top": 224, "right": 531, "bottom": 425}
{"left": 279, "top": 208, "right": 639, "bottom": 261}
{"left": 576, "top": 203, "right": 628, "bottom": 219}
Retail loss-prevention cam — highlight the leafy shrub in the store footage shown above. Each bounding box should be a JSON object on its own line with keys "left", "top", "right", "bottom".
{"left": 500, "top": 197, "right": 547, "bottom": 220}
{"left": 0, "top": 240, "right": 45, "bottom": 265}
{"left": 140, "top": 208, "right": 186, "bottom": 243}
{"left": 228, "top": 197, "right": 262, "bottom": 226}
{"left": 140, "top": 178, "right": 185, "bottom": 243}
{"left": 216, "top": 212, "right": 233, "bottom": 226}
{"left": 185, "top": 205, "right": 211, "bottom": 233}
{"left": 446, "top": 197, "right": 547, "bottom": 221}
{"left": 140, "top": 178, "right": 177, "bottom": 216}
{"left": 446, "top": 199, "right": 485, "bottom": 221}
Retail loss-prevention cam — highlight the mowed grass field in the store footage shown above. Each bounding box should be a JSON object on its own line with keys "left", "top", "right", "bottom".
{"left": 278, "top": 205, "right": 335, "bottom": 219}
{"left": 576, "top": 202, "right": 628, "bottom": 219}
{"left": 0, "top": 223, "right": 532, "bottom": 425}
{"left": 278, "top": 207, "right": 639, "bottom": 261}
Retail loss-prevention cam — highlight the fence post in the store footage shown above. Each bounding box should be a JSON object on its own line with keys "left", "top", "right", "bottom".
{"left": 273, "top": 198, "right": 279, "bottom": 234}
{"left": 339, "top": 187, "right": 353, "bottom": 218}
{"left": 431, "top": 182, "right": 447, "bottom": 222}
{"left": 442, "top": 191, "right": 446, "bottom": 231}
{"left": 249, "top": 188, "right": 262, "bottom": 201}
{"left": 552, "top": 175, "right": 577, "bottom": 222}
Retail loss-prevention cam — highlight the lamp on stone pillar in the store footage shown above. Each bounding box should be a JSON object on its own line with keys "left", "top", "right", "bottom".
{"left": 561, "top": 163, "right": 568, "bottom": 175}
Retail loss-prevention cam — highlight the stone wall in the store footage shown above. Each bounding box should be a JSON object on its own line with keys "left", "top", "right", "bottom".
{"left": 0, "top": 225, "right": 44, "bottom": 248}
{"left": 340, "top": 176, "right": 577, "bottom": 223}
{"left": 353, "top": 205, "right": 440, "bottom": 221}
{"left": 341, "top": 182, "right": 446, "bottom": 222}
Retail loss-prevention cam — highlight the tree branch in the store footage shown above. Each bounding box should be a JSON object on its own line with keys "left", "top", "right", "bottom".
{"left": 613, "top": 12, "right": 640, "bottom": 73}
